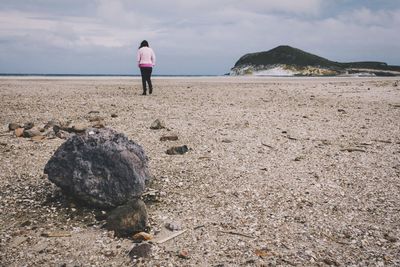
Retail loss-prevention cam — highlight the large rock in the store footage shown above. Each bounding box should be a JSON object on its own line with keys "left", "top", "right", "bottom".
{"left": 44, "top": 128, "right": 151, "bottom": 208}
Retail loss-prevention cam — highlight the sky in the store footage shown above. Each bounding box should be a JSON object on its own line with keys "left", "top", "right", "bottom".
{"left": 0, "top": 0, "right": 399, "bottom": 75}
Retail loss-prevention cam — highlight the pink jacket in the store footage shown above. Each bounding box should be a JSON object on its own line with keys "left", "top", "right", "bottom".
{"left": 137, "top": 47, "right": 156, "bottom": 67}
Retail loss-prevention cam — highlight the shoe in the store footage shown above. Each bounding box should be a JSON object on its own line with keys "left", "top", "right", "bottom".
{"left": 149, "top": 88, "right": 153, "bottom": 94}
{"left": 141, "top": 92, "right": 146, "bottom": 95}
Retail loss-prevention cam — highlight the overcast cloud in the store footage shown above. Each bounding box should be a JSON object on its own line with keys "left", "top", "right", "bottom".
{"left": 0, "top": 0, "right": 399, "bottom": 75}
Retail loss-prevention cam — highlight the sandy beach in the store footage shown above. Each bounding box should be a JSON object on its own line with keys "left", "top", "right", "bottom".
{"left": 0, "top": 77, "right": 399, "bottom": 266}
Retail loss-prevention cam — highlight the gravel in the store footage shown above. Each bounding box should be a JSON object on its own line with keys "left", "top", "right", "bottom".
{"left": 1, "top": 77, "right": 399, "bottom": 266}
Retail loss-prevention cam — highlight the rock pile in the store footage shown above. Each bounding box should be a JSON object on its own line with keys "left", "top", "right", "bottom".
{"left": 7, "top": 117, "right": 108, "bottom": 141}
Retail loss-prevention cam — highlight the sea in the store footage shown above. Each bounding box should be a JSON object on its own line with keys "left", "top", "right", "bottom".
{"left": 0, "top": 74, "right": 220, "bottom": 79}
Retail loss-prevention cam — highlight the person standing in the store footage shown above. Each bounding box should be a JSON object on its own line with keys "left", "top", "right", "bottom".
{"left": 137, "top": 40, "right": 156, "bottom": 95}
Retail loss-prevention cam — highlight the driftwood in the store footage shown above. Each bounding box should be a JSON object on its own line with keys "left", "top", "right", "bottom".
{"left": 152, "top": 229, "right": 187, "bottom": 244}
{"left": 218, "top": 230, "right": 255, "bottom": 239}
{"left": 340, "top": 148, "right": 366, "bottom": 153}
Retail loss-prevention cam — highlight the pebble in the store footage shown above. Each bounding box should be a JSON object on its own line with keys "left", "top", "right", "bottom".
{"left": 150, "top": 119, "right": 166, "bottom": 130}
{"left": 14, "top": 128, "right": 24, "bottom": 137}
{"left": 23, "top": 128, "right": 42, "bottom": 138}
{"left": 160, "top": 135, "right": 178, "bottom": 141}
{"left": 178, "top": 249, "right": 189, "bottom": 259}
{"left": 165, "top": 222, "right": 182, "bottom": 231}
{"left": 23, "top": 122, "right": 34, "bottom": 130}
{"left": 129, "top": 243, "right": 152, "bottom": 259}
{"left": 166, "top": 145, "right": 189, "bottom": 155}
{"left": 8, "top": 123, "right": 21, "bottom": 131}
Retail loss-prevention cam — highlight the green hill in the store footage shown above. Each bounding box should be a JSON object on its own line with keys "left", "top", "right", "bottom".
{"left": 231, "top": 45, "right": 400, "bottom": 76}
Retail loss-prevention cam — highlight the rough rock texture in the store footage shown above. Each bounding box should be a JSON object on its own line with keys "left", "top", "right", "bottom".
{"left": 106, "top": 199, "right": 148, "bottom": 237}
{"left": 44, "top": 127, "right": 151, "bottom": 208}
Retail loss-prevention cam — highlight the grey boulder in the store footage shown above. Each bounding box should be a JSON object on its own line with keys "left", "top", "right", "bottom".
{"left": 44, "top": 128, "right": 151, "bottom": 208}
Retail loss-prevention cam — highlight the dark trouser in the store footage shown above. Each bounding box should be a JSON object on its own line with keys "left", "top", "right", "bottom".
{"left": 140, "top": 67, "right": 153, "bottom": 94}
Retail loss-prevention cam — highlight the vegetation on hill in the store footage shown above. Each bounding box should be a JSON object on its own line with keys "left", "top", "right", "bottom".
{"left": 233, "top": 45, "right": 400, "bottom": 74}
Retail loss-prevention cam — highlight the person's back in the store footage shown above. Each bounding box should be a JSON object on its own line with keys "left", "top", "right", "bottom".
{"left": 137, "top": 47, "right": 155, "bottom": 67}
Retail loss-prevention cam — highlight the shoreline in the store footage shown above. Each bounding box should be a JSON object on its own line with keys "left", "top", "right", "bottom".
{"left": 0, "top": 75, "right": 399, "bottom": 82}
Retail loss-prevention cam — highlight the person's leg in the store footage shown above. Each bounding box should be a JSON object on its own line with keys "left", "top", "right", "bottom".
{"left": 147, "top": 68, "right": 153, "bottom": 94}
{"left": 140, "top": 68, "right": 147, "bottom": 95}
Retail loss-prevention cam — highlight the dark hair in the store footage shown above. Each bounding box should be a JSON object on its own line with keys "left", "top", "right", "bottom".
{"left": 139, "top": 40, "right": 149, "bottom": 48}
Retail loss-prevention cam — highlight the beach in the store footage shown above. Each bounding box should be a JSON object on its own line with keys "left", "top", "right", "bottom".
{"left": 1, "top": 76, "right": 399, "bottom": 266}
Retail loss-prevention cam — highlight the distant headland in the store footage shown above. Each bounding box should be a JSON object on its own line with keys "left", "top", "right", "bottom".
{"left": 230, "top": 45, "right": 400, "bottom": 77}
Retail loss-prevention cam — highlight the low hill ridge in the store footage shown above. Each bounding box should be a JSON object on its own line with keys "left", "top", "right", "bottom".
{"left": 230, "top": 46, "right": 400, "bottom": 76}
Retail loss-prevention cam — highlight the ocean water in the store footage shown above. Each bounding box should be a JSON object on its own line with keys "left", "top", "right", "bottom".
{"left": 0, "top": 74, "right": 219, "bottom": 78}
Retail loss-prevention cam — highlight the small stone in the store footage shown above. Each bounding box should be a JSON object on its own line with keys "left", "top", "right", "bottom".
{"left": 178, "top": 249, "right": 189, "bottom": 259}
{"left": 132, "top": 232, "right": 153, "bottom": 242}
{"left": 111, "top": 113, "right": 118, "bottom": 118}
{"left": 255, "top": 248, "right": 272, "bottom": 258}
{"left": 23, "top": 122, "right": 34, "bottom": 130}
{"left": 70, "top": 123, "right": 87, "bottom": 133}
{"left": 23, "top": 128, "right": 42, "bottom": 138}
{"left": 322, "top": 258, "right": 340, "bottom": 266}
{"left": 15, "top": 128, "right": 24, "bottom": 137}
{"left": 105, "top": 199, "right": 148, "bottom": 237}
{"left": 52, "top": 120, "right": 71, "bottom": 133}
{"left": 92, "top": 121, "right": 105, "bottom": 128}
{"left": 221, "top": 139, "right": 233, "bottom": 143}
{"left": 8, "top": 123, "right": 21, "bottom": 131}
{"left": 129, "top": 243, "right": 152, "bottom": 259}
{"left": 165, "top": 222, "right": 182, "bottom": 231}
{"left": 89, "top": 116, "right": 105, "bottom": 122}
{"left": 103, "top": 250, "right": 116, "bottom": 257}
{"left": 150, "top": 119, "right": 165, "bottom": 130}
{"left": 56, "top": 130, "right": 70, "bottom": 139}
{"left": 20, "top": 220, "right": 31, "bottom": 227}
{"left": 384, "top": 233, "right": 398, "bottom": 243}
{"left": 160, "top": 135, "right": 178, "bottom": 141}
{"left": 166, "top": 145, "right": 189, "bottom": 155}
{"left": 44, "top": 119, "right": 60, "bottom": 129}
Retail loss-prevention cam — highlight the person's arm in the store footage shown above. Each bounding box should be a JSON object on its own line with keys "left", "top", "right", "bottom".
{"left": 137, "top": 49, "right": 141, "bottom": 67}
{"left": 151, "top": 49, "right": 156, "bottom": 66}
